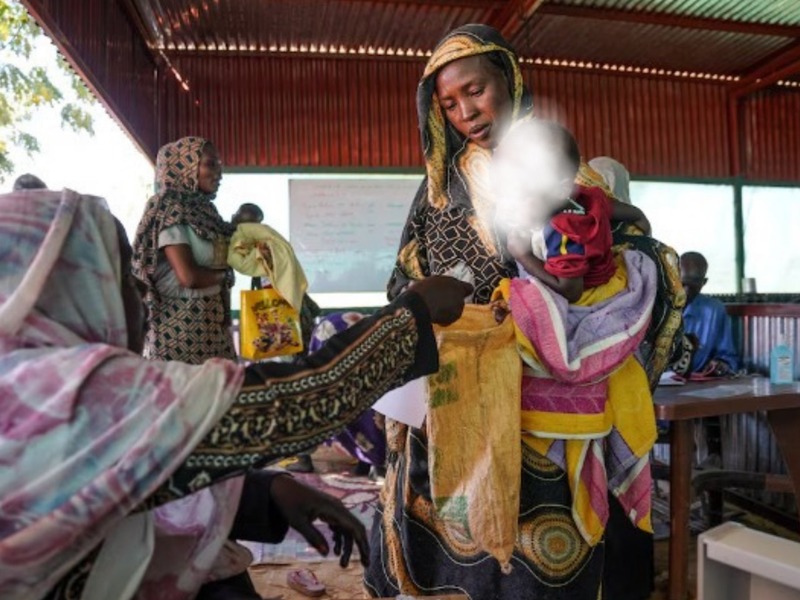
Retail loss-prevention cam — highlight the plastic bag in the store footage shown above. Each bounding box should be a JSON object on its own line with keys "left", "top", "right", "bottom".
{"left": 240, "top": 287, "right": 303, "bottom": 360}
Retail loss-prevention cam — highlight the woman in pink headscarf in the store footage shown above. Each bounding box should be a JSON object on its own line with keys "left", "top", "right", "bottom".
{"left": 0, "top": 189, "right": 470, "bottom": 600}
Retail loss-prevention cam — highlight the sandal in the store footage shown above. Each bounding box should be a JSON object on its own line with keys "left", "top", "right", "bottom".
{"left": 286, "top": 568, "right": 326, "bottom": 598}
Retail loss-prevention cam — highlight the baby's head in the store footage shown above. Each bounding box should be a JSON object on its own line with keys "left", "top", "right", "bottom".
{"left": 232, "top": 202, "right": 264, "bottom": 226}
{"left": 493, "top": 119, "right": 580, "bottom": 227}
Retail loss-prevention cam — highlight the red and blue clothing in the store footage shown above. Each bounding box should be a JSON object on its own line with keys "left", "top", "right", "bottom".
{"left": 544, "top": 186, "right": 617, "bottom": 288}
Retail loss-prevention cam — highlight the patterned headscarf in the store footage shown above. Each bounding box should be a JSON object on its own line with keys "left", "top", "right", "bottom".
{"left": 132, "top": 136, "right": 234, "bottom": 289}
{"left": 418, "top": 24, "right": 533, "bottom": 211}
{"left": 0, "top": 190, "right": 243, "bottom": 597}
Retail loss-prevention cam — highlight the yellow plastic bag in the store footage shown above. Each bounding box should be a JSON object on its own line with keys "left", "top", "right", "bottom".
{"left": 240, "top": 287, "right": 303, "bottom": 360}
{"left": 427, "top": 305, "right": 522, "bottom": 573}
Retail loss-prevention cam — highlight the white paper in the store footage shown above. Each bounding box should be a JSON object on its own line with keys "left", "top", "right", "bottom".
{"left": 658, "top": 370, "right": 685, "bottom": 386}
{"left": 372, "top": 377, "right": 427, "bottom": 428}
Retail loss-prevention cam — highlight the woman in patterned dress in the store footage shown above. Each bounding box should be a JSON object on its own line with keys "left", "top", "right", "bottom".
{"left": 132, "top": 136, "right": 237, "bottom": 363}
{"left": 365, "top": 24, "right": 685, "bottom": 600}
{"left": 0, "top": 189, "right": 471, "bottom": 599}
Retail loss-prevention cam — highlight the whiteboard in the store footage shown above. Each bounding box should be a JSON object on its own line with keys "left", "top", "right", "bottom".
{"left": 289, "top": 177, "right": 422, "bottom": 293}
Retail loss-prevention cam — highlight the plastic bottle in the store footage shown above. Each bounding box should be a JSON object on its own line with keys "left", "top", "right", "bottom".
{"left": 770, "top": 332, "right": 795, "bottom": 384}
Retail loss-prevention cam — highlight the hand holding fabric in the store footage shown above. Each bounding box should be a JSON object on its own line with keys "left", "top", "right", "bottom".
{"left": 408, "top": 275, "right": 473, "bottom": 325}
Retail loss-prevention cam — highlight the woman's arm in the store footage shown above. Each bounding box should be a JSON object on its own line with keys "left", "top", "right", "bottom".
{"left": 163, "top": 244, "right": 227, "bottom": 289}
{"left": 517, "top": 252, "right": 584, "bottom": 302}
{"left": 610, "top": 199, "right": 651, "bottom": 236}
{"left": 508, "top": 229, "right": 584, "bottom": 302}
{"left": 150, "top": 280, "right": 471, "bottom": 505}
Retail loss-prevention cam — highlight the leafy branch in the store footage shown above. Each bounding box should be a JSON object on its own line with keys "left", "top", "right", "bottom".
{"left": 0, "top": 0, "right": 95, "bottom": 179}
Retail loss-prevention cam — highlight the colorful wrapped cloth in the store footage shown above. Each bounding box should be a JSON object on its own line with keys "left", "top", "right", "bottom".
{"left": 0, "top": 190, "right": 244, "bottom": 599}
{"left": 495, "top": 250, "right": 658, "bottom": 545}
{"left": 579, "top": 162, "right": 687, "bottom": 388}
{"left": 310, "top": 313, "right": 387, "bottom": 466}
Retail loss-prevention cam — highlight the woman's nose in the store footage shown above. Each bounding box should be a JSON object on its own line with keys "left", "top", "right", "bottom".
{"left": 458, "top": 99, "right": 478, "bottom": 123}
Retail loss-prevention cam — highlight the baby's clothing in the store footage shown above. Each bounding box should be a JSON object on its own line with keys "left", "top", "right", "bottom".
{"left": 519, "top": 186, "right": 616, "bottom": 288}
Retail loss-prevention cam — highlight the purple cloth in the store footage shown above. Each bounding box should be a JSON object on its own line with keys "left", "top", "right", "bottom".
{"left": 310, "top": 312, "right": 387, "bottom": 466}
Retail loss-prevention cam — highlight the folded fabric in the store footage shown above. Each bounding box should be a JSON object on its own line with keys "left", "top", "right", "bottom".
{"left": 495, "top": 250, "right": 658, "bottom": 545}
{"left": 227, "top": 222, "right": 307, "bottom": 311}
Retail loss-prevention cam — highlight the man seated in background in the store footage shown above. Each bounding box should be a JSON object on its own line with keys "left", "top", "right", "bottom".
{"left": 680, "top": 251, "right": 741, "bottom": 468}
{"left": 680, "top": 251, "right": 740, "bottom": 376}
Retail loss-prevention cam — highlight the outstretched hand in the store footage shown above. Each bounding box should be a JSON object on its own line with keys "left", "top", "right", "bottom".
{"left": 409, "top": 275, "right": 473, "bottom": 325}
{"left": 269, "top": 475, "right": 370, "bottom": 568}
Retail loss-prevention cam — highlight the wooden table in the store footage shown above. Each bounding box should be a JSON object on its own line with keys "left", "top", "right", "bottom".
{"left": 653, "top": 378, "right": 800, "bottom": 600}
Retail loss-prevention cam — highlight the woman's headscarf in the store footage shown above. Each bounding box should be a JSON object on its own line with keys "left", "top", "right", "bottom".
{"left": 132, "top": 136, "right": 234, "bottom": 289}
{"left": 588, "top": 156, "right": 631, "bottom": 204}
{"left": 388, "top": 25, "right": 529, "bottom": 301}
{"left": 0, "top": 190, "right": 243, "bottom": 598}
{"left": 418, "top": 23, "right": 533, "bottom": 211}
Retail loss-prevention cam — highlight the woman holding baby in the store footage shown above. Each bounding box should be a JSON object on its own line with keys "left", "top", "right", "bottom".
{"left": 366, "top": 24, "right": 685, "bottom": 600}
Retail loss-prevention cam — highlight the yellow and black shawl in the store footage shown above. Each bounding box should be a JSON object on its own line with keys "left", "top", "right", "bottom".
{"left": 388, "top": 24, "right": 532, "bottom": 304}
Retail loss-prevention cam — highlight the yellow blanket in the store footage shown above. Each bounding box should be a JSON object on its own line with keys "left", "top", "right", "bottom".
{"left": 227, "top": 222, "right": 307, "bottom": 311}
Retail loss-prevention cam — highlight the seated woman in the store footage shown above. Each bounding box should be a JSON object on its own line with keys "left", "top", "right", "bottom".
{"left": 0, "top": 189, "right": 471, "bottom": 599}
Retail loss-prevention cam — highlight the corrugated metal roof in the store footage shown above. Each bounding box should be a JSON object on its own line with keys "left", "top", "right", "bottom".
{"left": 22, "top": 0, "right": 800, "bottom": 182}
{"left": 515, "top": 14, "right": 790, "bottom": 75}
{"left": 546, "top": 0, "right": 800, "bottom": 26}
{"left": 129, "top": 0, "right": 800, "bottom": 77}
{"left": 140, "top": 0, "right": 499, "bottom": 54}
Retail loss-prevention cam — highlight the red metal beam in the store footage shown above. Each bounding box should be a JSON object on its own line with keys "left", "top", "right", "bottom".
{"left": 731, "top": 57, "right": 800, "bottom": 97}
{"left": 123, "top": 0, "right": 166, "bottom": 49}
{"left": 735, "top": 39, "right": 800, "bottom": 87}
{"left": 492, "top": 0, "right": 546, "bottom": 41}
{"left": 727, "top": 96, "right": 744, "bottom": 177}
{"left": 537, "top": 4, "right": 800, "bottom": 38}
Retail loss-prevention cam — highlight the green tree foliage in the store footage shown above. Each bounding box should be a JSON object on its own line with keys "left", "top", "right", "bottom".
{"left": 0, "top": 0, "right": 94, "bottom": 177}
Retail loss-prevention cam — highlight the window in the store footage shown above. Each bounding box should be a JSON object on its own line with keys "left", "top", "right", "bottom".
{"left": 217, "top": 172, "right": 420, "bottom": 309}
{"left": 630, "top": 181, "right": 737, "bottom": 293}
{"left": 742, "top": 186, "right": 800, "bottom": 293}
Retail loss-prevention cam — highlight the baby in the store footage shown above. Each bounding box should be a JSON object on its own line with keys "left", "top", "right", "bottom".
{"left": 231, "top": 202, "right": 264, "bottom": 227}
{"left": 231, "top": 203, "right": 266, "bottom": 290}
{"left": 494, "top": 119, "right": 650, "bottom": 303}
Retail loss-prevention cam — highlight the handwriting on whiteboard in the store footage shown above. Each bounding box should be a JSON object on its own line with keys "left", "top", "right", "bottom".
{"left": 289, "top": 177, "right": 422, "bottom": 293}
